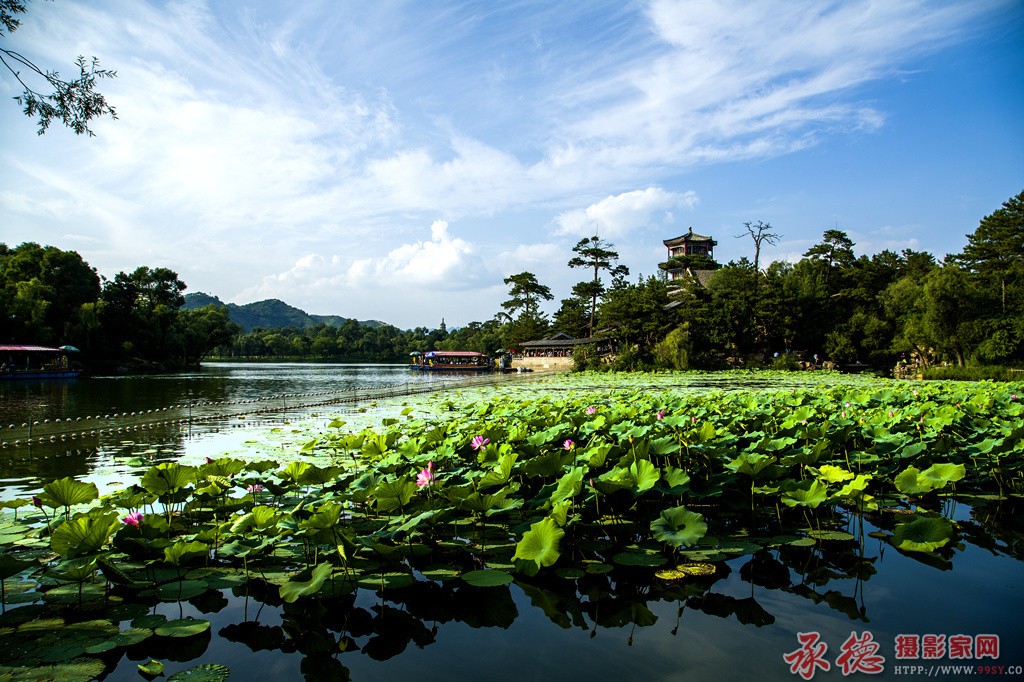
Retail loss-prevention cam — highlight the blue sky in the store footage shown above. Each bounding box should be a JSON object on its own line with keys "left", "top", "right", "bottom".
{"left": 1, "top": 0, "right": 1021, "bottom": 329}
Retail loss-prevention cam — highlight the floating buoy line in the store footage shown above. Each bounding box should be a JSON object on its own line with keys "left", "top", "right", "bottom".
{"left": 0, "top": 372, "right": 535, "bottom": 448}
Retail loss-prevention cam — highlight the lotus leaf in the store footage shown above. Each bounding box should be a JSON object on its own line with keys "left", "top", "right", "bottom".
{"left": 612, "top": 551, "right": 667, "bottom": 567}
{"left": 373, "top": 478, "right": 418, "bottom": 512}
{"left": 651, "top": 506, "right": 707, "bottom": 548}
{"left": 919, "top": 462, "right": 966, "bottom": 489}
{"left": 141, "top": 463, "right": 197, "bottom": 497}
{"left": 167, "top": 663, "right": 232, "bottom": 682}
{"left": 461, "top": 569, "right": 514, "bottom": 587}
{"left": 781, "top": 479, "right": 829, "bottom": 508}
{"left": 479, "top": 450, "right": 518, "bottom": 488}
{"left": 139, "top": 659, "right": 166, "bottom": 676}
{"left": 548, "top": 467, "right": 584, "bottom": 505}
{"left": 892, "top": 515, "right": 956, "bottom": 553}
{"left": 154, "top": 617, "right": 212, "bottom": 638}
{"left": 816, "top": 465, "right": 855, "bottom": 483}
{"left": 513, "top": 517, "right": 565, "bottom": 570}
{"left": 0, "top": 553, "right": 35, "bottom": 580}
{"left": 280, "top": 562, "right": 334, "bottom": 603}
{"left": 50, "top": 512, "right": 120, "bottom": 558}
{"left": 163, "top": 540, "right": 211, "bottom": 567}
{"left": 41, "top": 477, "right": 98, "bottom": 510}
{"left": 726, "top": 452, "right": 774, "bottom": 478}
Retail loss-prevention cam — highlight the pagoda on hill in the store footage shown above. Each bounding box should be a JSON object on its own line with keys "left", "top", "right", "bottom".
{"left": 659, "top": 228, "right": 720, "bottom": 284}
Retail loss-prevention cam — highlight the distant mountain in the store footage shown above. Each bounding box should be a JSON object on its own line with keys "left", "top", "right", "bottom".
{"left": 183, "top": 293, "right": 386, "bottom": 332}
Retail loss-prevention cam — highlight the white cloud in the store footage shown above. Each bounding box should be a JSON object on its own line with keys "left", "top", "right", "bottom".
{"left": 554, "top": 187, "right": 698, "bottom": 238}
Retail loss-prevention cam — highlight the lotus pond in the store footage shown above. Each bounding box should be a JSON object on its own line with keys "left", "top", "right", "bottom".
{"left": 1, "top": 370, "right": 1022, "bottom": 681}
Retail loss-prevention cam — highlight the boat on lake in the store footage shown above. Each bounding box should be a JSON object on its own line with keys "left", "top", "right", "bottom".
{"left": 0, "top": 344, "right": 82, "bottom": 380}
{"left": 410, "top": 350, "right": 494, "bottom": 372}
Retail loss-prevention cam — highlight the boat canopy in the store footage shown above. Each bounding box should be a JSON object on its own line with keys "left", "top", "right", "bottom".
{"left": 423, "top": 351, "right": 487, "bottom": 358}
{"left": 0, "top": 345, "right": 67, "bottom": 353}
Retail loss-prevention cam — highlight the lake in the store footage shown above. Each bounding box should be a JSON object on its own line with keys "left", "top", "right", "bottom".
{"left": 0, "top": 362, "right": 517, "bottom": 499}
{"left": 0, "top": 368, "right": 1021, "bottom": 681}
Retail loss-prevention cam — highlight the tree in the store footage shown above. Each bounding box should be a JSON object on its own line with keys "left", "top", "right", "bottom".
{"left": 803, "top": 229, "right": 855, "bottom": 287}
{"left": 567, "top": 236, "right": 629, "bottom": 337}
{"left": 501, "top": 272, "right": 553, "bottom": 319}
{"left": 597, "top": 276, "right": 672, "bottom": 359}
{"left": 736, "top": 220, "right": 781, "bottom": 274}
{"left": 0, "top": 242, "right": 99, "bottom": 343}
{"left": 1, "top": 0, "right": 117, "bottom": 135}
{"left": 949, "top": 189, "right": 1023, "bottom": 314}
{"left": 176, "top": 305, "right": 240, "bottom": 366}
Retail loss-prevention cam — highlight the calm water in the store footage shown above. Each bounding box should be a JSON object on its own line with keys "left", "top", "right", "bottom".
{"left": 0, "top": 367, "right": 1021, "bottom": 681}
{"left": 0, "top": 362, "right": 503, "bottom": 500}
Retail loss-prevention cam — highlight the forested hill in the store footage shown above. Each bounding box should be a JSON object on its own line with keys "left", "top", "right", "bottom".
{"left": 183, "top": 293, "right": 383, "bottom": 332}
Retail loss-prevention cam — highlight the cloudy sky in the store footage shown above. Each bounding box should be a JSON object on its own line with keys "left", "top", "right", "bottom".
{"left": 1, "top": 0, "right": 1021, "bottom": 329}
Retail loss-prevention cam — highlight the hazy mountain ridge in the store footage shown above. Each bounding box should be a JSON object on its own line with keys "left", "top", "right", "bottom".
{"left": 183, "top": 292, "right": 385, "bottom": 332}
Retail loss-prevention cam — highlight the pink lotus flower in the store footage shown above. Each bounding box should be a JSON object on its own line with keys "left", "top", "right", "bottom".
{"left": 417, "top": 461, "right": 435, "bottom": 488}
{"left": 1012, "top": 394, "right": 1018, "bottom": 401}
{"left": 122, "top": 511, "right": 143, "bottom": 527}
{"left": 247, "top": 484, "right": 264, "bottom": 493}
{"left": 888, "top": 411, "right": 894, "bottom": 418}
{"left": 31, "top": 495, "right": 43, "bottom": 508}
{"left": 563, "top": 439, "right": 575, "bottom": 450}
{"left": 656, "top": 410, "right": 664, "bottom": 420}
{"left": 470, "top": 435, "right": 490, "bottom": 450}
{"left": 586, "top": 405, "right": 597, "bottom": 415}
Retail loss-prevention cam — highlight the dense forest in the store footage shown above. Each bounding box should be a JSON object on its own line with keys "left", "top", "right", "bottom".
{"left": 2, "top": 189, "right": 1020, "bottom": 373}
{"left": 0, "top": 246, "right": 238, "bottom": 371}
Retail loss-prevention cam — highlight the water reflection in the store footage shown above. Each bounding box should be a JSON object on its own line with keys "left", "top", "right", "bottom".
{"left": 16, "top": 499, "right": 997, "bottom": 680}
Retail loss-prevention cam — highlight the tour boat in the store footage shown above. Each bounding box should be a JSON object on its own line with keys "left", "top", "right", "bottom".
{"left": 410, "top": 350, "right": 493, "bottom": 372}
{"left": 0, "top": 345, "right": 82, "bottom": 380}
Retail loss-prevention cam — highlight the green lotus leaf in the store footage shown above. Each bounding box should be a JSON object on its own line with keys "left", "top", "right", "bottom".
{"left": 52, "top": 557, "right": 99, "bottom": 582}
{"left": 280, "top": 461, "right": 311, "bottom": 483}
{"left": 41, "top": 477, "right": 98, "bottom": 509}
{"left": 461, "top": 569, "right": 514, "bottom": 587}
{"left": 806, "top": 530, "right": 856, "bottom": 541}
{"left": 894, "top": 466, "right": 932, "bottom": 495}
{"left": 661, "top": 465, "right": 691, "bottom": 492}
{"left": 781, "top": 479, "right": 829, "bottom": 508}
{"left": 50, "top": 512, "right": 120, "bottom": 558}
{"left": 548, "top": 467, "right": 584, "bottom": 505}
{"left": 200, "top": 457, "right": 245, "bottom": 478}
{"left": 246, "top": 460, "right": 279, "bottom": 474}
{"left": 357, "top": 571, "right": 417, "bottom": 591}
{"left": 629, "top": 459, "right": 660, "bottom": 493}
{"left": 299, "top": 501, "right": 343, "bottom": 531}
{"left": 479, "top": 450, "right": 518, "bottom": 488}
{"left": 298, "top": 463, "right": 344, "bottom": 486}
{"left": 836, "top": 473, "right": 872, "bottom": 498}
{"left": 231, "top": 505, "right": 281, "bottom": 535}
{"left": 279, "top": 562, "right": 334, "bottom": 603}
{"left": 163, "top": 540, "right": 211, "bottom": 567}
{"left": 141, "top": 463, "right": 197, "bottom": 497}
{"left": 373, "top": 478, "right": 418, "bottom": 512}
{"left": 154, "top": 617, "right": 211, "bottom": 638}
{"left": 168, "top": 663, "right": 231, "bottom": 681}
{"left": 816, "top": 465, "right": 855, "bottom": 483}
{"left": 651, "top": 506, "right": 708, "bottom": 548}
{"left": 612, "top": 551, "right": 667, "bottom": 567}
{"left": 157, "top": 579, "right": 208, "bottom": 600}
{"left": 138, "top": 659, "right": 166, "bottom": 676}
{"left": 892, "top": 515, "right": 956, "bottom": 553}
{"left": 513, "top": 517, "right": 565, "bottom": 570}
{"left": 0, "top": 553, "right": 35, "bottom": 580}
{"left": 919, "top": 462, "right": 966, "bottom": 490}
{"left": 726, "top": 452, "right": 774, "bottom": 478}
{"left": 9, "top": 659, "right": 106, "bottom": 681}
